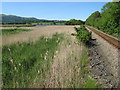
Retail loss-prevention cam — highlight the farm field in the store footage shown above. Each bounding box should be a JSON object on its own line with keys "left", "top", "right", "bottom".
{"left": 2, "top": 28, "right": 32, "bottom": 35}
{"left": 2, "top": 26, "right": 100, "bottom": 88}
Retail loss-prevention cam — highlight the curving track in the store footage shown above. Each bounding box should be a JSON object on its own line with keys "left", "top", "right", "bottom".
{"left": 85, "top": 25, "right": 120, "bottom": 50}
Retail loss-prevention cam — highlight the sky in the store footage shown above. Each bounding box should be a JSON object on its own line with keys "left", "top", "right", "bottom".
{"left": 2, "top": 2, "right": 108, "bottom": 21}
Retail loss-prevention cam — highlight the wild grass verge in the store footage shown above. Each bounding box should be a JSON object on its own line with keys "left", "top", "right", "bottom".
{"left": 79, "top": 45, "right": 101, "bottom": 88}
{"left": 71, "top": 25, "right": 101, "bottom": 88}
{"left": 2, "top": 28, "right": 32, "bottom": 35}
{"left": 2, "top": 33, "right": 64, "bottom": 88}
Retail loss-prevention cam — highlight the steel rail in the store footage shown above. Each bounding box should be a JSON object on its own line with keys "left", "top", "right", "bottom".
{"left": 85, "top": 25, "right": 120, "bottom": 50}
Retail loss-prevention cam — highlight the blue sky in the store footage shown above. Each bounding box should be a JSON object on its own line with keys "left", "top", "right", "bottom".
{"left": 2, "top": 2, "right": 108, "bottom": 21}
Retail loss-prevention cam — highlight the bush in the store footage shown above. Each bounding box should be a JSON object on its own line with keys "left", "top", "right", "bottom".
{"left": 74, "top": 25, "right": 92, "bottom": 43}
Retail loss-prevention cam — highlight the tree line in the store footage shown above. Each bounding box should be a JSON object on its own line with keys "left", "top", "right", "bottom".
{"left": 85, "top": 2, "right": 120, "bottom": 38}
{"left": 65, "top": 2, "right": 120, "bottom": 38}
{"left": 64, "top": 19, "right": 85, "bottom": 25}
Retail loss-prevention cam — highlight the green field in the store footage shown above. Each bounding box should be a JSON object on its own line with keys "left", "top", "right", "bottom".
{"left": 2, "top": 24, "right": 36, "bottom": 27}
{"left": 2, "top": 28, "right": 32, "bottom": 35}
{"left": 32, "top": 22, "right": 64, "bottom": 25}
{"left": 2, "top": 22, "right": 65, "bottom": 27}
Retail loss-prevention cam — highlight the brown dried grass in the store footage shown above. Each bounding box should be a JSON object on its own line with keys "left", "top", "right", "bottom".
{"left": 31, "top": 31, "right": 85, "bottom": 88}
{"left": 2, "top": 25, "right": 80, "bottom": 46}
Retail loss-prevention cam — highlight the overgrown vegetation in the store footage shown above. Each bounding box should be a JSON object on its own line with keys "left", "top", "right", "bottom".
{"left": 71, "top": 25, "right": 101, "bottom": 88}
{"left": 79, "top": 46, "right": 101, "bottom": 88}
{"left": 73, "top": 25, "right": 92, "bottom": 43}
{"left": 2, "top": 28, "right": 32, "bottom": 35}
{"left": 64, "top": 44, "right": 101, "bottom": 88}
{"left": 2, "top": 24, "right": 36, "bottom": 27}
{"left": 65, "top": 19, "right": 84, "bottom": 25}
{"left": 85, "top": 2, "right": 120, "bottom": 38}
{"left": 2, "top": 33, "right": 64, "bottom": 88}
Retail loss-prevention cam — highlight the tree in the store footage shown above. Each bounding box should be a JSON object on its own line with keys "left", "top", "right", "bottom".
{"left": 85, "top": 11, "right": 101, "bottom": 27}
{"left": 65, "top": 19, "right": 84, "bottom": 25}
{"left": 85, "top": 2, "right": 120, "bottom": 38}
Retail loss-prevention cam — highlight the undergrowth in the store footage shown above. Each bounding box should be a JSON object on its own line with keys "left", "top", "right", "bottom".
{"left": 79, "top": 46, "right": 101, "bottom": 88}
{"left": 72, "top": 26, "right": 101, "bottom": 88}
{"left": 2, "top": 33, "right": 64, "bottom": 88}
{"left": 74, "top": 25, "right": 92, "bottom": 43}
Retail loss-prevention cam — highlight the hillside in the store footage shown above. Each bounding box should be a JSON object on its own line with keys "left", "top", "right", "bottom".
{"left": 0, "top": 14, "right": 40, "bottom": 23}
{"left": 0, "top": 14, "right": 66, "bottom": 24}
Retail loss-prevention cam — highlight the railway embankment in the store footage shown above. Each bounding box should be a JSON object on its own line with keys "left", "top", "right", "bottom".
{"left": 86, "top": 26, "right": 120, "bottom": 88}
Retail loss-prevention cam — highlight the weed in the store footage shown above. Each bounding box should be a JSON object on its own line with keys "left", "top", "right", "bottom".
{"left": 85, "top": 77, "right": 96, "bottom": 88}
{"left": 72, "top": 26, "right": 101, "bottom": 88}
{"left": 74, "top": 25, "right": 92, "bottom": 43}
{"left": 2, "top": 33, "right": 64, "bottom": 88}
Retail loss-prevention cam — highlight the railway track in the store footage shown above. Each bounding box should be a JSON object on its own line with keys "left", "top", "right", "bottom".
{"left": 85, "top": 25, "right": 120, "bottom": 50}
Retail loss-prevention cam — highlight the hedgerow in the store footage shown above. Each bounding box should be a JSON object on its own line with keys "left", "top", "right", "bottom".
{"left": 74, "top": 25, "right": 92, "bottom": 43}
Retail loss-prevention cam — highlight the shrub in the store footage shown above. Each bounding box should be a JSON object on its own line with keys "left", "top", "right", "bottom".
{"left": 74, "top": 25, "right": 92, "bottom": 43}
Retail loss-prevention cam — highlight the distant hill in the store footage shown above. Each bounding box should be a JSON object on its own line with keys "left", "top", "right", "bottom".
{"left": 0, "top": 14, "right": 40, "bottom": 23}
{"left": 0, "top": 14, "right": 66, "bottom": 24}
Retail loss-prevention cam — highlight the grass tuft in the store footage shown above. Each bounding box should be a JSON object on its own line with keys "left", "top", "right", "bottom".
{"left": 2, "top": 33, "right": 64, "bottom": 88}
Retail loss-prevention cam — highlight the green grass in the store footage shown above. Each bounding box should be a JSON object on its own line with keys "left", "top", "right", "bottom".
{"left": 2, "top": 24, "right": 36, "bottom": 27}
{"left": 79, "top": 46, "right": 90, "bottom": 76}
{"left": 32, "top": 22, "right": 64, "bottom": 25}
{"left": 85, "top": 77, "right": 97, "bottom": 88}
{"left": 72, "top": 26, "right": 102, "bottom": 88}
{"left": 78, "top": 43, "right": 101, "bottom": 88}
{"left": 2, "top": 33, "right": 64, "bottom": 88}
{"left": 2, "top": 24, "right": 35, "bottom": 27}
{"left": 2, "top": 28, "right": 32, "bottom": 35}
{"left": 55, "top": 23, "right": 65, "bottom": 25}
{"left": 85, "top": 76, "right": 102, "bottom": 88}
{"left": 32, "top": 22, "right": 52, "bottom": 25}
